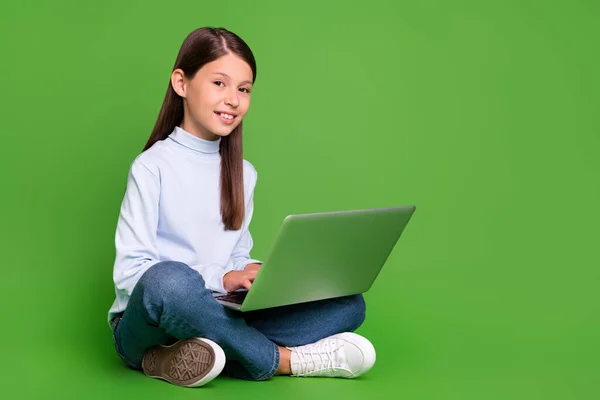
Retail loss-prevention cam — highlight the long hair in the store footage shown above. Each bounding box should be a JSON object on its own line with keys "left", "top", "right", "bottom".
{"left": 143, "top": 27, "right": 257, "bottom": 231}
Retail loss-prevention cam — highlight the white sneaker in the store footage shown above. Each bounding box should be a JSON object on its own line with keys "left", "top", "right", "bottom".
{"left": 287, "top": 332, "right": 376, "bottom": 378}
{"left": 142, "top": 338, "right": 225, "bottom": 387}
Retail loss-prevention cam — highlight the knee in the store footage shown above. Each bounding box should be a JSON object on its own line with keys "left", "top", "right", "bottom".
{"left": 337, "top": 294, "right": 367, "bottom": 331}
{"left": 137, "top": 261, "right": 206, "bottom": 302}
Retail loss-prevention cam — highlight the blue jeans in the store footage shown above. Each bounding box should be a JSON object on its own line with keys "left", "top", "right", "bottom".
{"left": 110, "top": 261, "right": 366, "bottom": 381}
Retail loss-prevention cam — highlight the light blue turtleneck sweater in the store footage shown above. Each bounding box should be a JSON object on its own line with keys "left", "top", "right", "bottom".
{"left": 107, "top": 126, "right": 262, "bottom": 323}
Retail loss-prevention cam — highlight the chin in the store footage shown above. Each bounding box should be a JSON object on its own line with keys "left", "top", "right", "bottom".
{"left": 215, "top": 126, "right": 239, "bottom": 138}
{"left": 213, "top": 130, "right": 232, "bottom": 138}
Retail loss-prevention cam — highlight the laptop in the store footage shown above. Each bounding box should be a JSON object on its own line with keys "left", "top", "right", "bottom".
{"left": 213, "top": 205, "right": 416, "bottom": 311}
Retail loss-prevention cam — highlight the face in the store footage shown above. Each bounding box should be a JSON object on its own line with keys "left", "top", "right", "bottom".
{"left": 171, "top": 52, "right": 254, "bottom": 141}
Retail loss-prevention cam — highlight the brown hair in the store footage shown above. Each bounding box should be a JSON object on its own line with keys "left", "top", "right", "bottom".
{"left": 142, "top": 27, "right": 257, "bottom": 231}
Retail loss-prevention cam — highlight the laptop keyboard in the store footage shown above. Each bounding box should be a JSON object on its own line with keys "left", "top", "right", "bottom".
{"left": 215, "top": 291, "right": 247, "bottom": 305}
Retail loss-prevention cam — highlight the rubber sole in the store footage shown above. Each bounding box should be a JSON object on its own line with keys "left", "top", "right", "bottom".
{"left": 142, "top": 338, "right": 225, "bottom": 387}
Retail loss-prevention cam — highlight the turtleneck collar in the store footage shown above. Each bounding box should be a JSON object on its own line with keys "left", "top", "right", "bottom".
{"left": 168, "top": 126, "right": 221, "bottom": 155}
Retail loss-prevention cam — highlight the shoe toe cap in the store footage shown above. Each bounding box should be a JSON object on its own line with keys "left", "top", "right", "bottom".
{"left": 340, "top": 333, "right": 376, "bottom": 376}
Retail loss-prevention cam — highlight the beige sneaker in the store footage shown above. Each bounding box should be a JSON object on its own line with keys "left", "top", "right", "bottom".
{"left": 142, "top": 338, "right": 225, "bottom": 387}
{"left": 287, "top": 333, "right": 376, "bottom": 378}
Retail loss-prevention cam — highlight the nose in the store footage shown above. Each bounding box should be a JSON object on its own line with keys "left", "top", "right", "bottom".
{"left": 225, "top": 88, "right": 239, "bottom": 108}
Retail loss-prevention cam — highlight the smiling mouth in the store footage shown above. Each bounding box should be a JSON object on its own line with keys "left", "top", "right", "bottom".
{"left": 215, "top": 112, "right": 235, "bottom": 120}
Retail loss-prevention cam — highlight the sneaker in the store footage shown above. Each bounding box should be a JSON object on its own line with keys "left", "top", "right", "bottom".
{"left": 287, "top": 332, "right": 376, "bottom": 378}
{"left": 142, "top": 337, "right": 225, "bottom": 387}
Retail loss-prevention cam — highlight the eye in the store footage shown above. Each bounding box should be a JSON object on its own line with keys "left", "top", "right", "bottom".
{"left": 239, "top": 87, "right": 251, "bottom": 94}
{"left": 214, "top": 81, "right": 225, "bottom": 87}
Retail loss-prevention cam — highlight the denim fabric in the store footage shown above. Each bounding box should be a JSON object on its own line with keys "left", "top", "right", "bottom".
{"left": 111, "top": 261, "right": 366, "bottom": 381}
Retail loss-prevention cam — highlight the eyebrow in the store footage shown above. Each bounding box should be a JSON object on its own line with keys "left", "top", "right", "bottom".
{"left": 212, "top": 72, "right": 253, "bottom": 86}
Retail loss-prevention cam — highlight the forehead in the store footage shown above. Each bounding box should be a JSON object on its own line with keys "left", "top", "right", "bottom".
{"left": 197, "top": 53, "right": 253, "bottom": 82}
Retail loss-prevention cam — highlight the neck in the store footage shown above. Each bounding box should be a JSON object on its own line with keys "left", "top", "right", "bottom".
{"left": 180, "top": 118, "right": 220, "bottom": 142}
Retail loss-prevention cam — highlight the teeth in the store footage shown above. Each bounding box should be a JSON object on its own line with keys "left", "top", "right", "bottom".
{"left": 219, "top": 113, "right": 234, "bottom": 120}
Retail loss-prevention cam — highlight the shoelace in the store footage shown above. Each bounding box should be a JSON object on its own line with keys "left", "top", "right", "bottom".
{"left": 293, "top": 338, "right": 345, "bottom": 376}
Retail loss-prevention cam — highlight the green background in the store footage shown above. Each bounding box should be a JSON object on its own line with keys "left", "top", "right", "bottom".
{"left": 1, "top": 0, "right": 598, "bottom": 398}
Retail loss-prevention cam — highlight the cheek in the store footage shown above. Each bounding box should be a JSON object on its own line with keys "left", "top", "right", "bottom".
{"left": 192, "top": 95, "right": 217, "bottom": 121}
{"left": 239, "top": 98, "right": 251, "bottom": 117}
{"left": 190, "top": 86, "right": 216, "bottom": 110}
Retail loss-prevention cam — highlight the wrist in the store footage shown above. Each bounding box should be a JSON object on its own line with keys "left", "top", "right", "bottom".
{"left": 223, "top": 271, "right": 232, "bottom": 291}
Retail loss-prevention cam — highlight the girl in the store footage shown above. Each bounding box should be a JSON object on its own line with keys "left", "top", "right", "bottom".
{"left": 108, "top": 27, "right": 376, "bottom": 387}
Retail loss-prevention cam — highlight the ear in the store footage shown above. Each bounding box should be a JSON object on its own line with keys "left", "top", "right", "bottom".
{"left": 171, "top": 69, "right": 187, "bottom": 98}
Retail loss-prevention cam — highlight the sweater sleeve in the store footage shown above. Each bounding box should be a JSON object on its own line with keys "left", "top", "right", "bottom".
{"left": 113, "top": 160, "right": 161, "bottom": 297}
{"left": 187, "top": 263, "right": 230, "bottom": 293}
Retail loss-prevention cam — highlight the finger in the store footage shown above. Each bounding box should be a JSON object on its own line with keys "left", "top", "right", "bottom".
{"left": 243, "top": 279, "right": 252, "bottom": 290}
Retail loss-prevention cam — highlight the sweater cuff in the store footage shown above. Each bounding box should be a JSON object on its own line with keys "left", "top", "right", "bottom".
{"left": 188, "top": 264, "right": 228, "bottom": 293}
{"left": 212, "top": 269, "right": 228, "bottom": 294}
{"left": 235, "top": 259, "right": 263, "bottom": 271}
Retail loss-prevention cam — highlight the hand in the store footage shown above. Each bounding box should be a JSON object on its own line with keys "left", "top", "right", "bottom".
{"left": 244, "top": 263, "right": 262, "bottom": 273}
{"left": 223, "top": 269, "right": 258, "bottom": 292}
